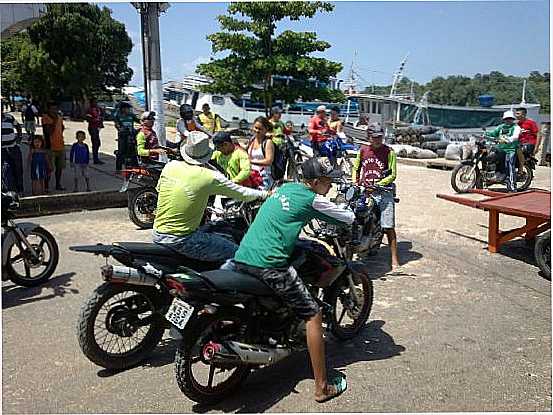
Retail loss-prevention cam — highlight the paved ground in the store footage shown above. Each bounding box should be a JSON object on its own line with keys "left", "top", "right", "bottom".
{"left": 2, "top": 162, "right": 551, "bottom": 413}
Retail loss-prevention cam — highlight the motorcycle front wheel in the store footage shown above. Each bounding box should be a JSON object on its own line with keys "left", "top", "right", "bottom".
{"left": 175, "top": 311, "right": 251, "bottom": 405}
{"left": 325, "top": 271, "right": 373, "bottom": 340}
{"left": 77, "top": 283, "right": 166, "bottom": 369}
{"left": 451, "top": 164, "right": 479, "bottom": 193}
{"left": 128, "top": 187, "right": 158, "bottom": 229}
{"left": 535, "top": 231, "right": 551, "bottom": 280}
{"left": 5, "top": 226, "right": 59, "bottom": 287}
{"left": 516, "top": 165, "right": 534, "bottom": 191}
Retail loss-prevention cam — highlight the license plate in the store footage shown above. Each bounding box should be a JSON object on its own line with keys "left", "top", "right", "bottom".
{"left": 165, "top": 298, "right": 194, "bottom": 329}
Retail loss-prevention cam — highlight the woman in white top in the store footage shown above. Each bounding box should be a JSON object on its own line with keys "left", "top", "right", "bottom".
{"left": 247, "top": 116, "right": 275, "bottom": 189}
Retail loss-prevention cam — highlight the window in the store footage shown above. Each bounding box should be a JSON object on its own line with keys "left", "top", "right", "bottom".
{"left": 212, "top": 96, "right": 224, "bottom": 105}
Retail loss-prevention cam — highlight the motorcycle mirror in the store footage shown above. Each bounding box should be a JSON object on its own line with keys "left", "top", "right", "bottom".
{"left": 345, "top": 186, "right": 356, "bottom": 202}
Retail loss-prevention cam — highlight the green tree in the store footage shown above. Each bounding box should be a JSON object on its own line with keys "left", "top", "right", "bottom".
{"left": 1, "top": 3, "right": 133, "bottom": 106}
{"left": 197, "top": 1, "right": 343, "bottom": 113}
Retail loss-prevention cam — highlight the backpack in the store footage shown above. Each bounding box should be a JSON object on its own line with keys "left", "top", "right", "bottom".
{"left": 259, "top": 138, "right": 287, "bottom": 180}
{"left": 24, "top": 104, "right": 36, "bottom": 121}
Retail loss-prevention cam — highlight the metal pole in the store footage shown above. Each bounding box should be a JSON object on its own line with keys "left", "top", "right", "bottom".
{"left": 147, "top": 2, "right": 165, "bottom": 145}
{"left": 140, "top": 4, "right": 149, "bottom": 111}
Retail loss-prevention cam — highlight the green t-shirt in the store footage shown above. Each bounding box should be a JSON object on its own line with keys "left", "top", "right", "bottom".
{"left": 211, "top": 146, "right": 251, "bottom": 183}
{"left": 269, "top": 119, "right": 285, "bottom": 147}
{"left": 154, "top": 160, "right": 266, "bottom": 236}
{"left": 234, "top": 182, "right": 355, "bottom": 268}
{"left": 115, "top": 113, "right": 138, "bottom": 130}
{"left": 486, "top": 123, "right": 520, "bottom": 153}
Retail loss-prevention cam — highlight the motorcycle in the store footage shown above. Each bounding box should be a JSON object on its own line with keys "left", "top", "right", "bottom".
{"left": 282, "top": 134, "right": 309, "bottom": 182}
{"left": 69, "top": 201, "right": 259, "bottom": 370}
{"left": 534, "top": 230, "right": 551, "bottom": 279}
{"left": 301, "top": 133, "right": 359, "bottom": 179}
{"left": 451, "top": 136, "right": 536, "bottom": 193}
{"left": 1, "top": 192, "right": 59, "bottom": 287}
{"left": 165, "top": 189, "right": 373, "bottom": 404}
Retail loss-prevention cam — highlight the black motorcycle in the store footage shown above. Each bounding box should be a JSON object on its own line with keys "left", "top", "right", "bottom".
{"left": 2, "top": 192, "right": 59, "bottom": 287}
{"left": 69, "top": 201, "right": 258, "bottom": 370}
{"left": 163, "top": 190, "right": 373, "bottom": 404}
{"left": 535, "top": 230, "right": 551, "bottom": 279}
{"left": 451, "top": 137, "right": 536, "bottom": 193}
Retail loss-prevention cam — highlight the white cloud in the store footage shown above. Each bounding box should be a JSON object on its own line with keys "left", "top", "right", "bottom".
{"left": 182, "top": 56, "right": 210, "bottom": 75}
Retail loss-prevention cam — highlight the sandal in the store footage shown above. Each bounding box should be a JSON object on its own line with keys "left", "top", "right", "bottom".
{"left": 315, "top": 374, "right": 347, "bottom": 403}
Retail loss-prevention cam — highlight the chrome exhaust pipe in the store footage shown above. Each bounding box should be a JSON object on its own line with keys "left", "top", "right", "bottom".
{"left": 203, "top": 340, "right": 292, "bottom": 366}
{"left": 101, "top": 265, "right": 158, "bottom": 286}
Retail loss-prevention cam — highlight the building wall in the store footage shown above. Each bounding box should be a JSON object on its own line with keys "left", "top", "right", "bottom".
{"left": 1, "top": 4, "right": 45, "bottom": 39}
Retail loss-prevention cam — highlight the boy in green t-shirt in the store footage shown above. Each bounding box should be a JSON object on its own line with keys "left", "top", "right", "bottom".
{"left": 211, "top": 131, "right": 251, "bottom": 184}
{"left": 114, "top": 102, "right": 139, "bottom": 170}
{"left": 225, "top": 157, "right": 353, "bottom": 403}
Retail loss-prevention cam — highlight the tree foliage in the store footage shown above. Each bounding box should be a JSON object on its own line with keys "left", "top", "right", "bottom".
{"left": 1, "top": 3, "right": 133, "bottom": 105}
{"left": 363, "top": 71, "right": 550, "bottom": 113}
{"left": 197, "top": 1, "right": 343, "bottom": 113}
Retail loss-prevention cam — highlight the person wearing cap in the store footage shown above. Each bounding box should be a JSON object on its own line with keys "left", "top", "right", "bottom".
{"left": 328, "top": 106, "right": 343, "bottom": 134}
{"left": 351, "top": 126, "right": 400, "bottom": 271}
{"left": 515, "top": 107, "right": 540, "bottom": 174}
{"left": 308, "top": 105, "right": 331, "bottom": 156}
{"left": 197, "top": 103, "right": 222, "bottom": 134}
{"left": 136, "top": 111, "right": 166, "bottom": 163}
{"left": 268, "top": 106, "right": 286, "bottom": 147}
{"left": 211, "top": 131, "right": 252, "bottom": 185}
{"left": 223, "top": 157, "right": 353, "bottom": 403}
{"left": 153, "top": 132, "right": 268, "bottom": 262}
{"left": 485, "top": 110, "right": 521, "bottom": 192}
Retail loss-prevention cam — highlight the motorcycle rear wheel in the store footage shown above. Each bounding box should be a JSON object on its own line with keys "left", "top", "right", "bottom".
{"left": 175, "top": 312, "right": 251, "bottom": 405}
{"left": 516, "top": 165, "right": 534, "bottom": 191}
{"left": 128, "top": 187, "right": 157, "bottom": 229}
{"left": 77, "top": 282, "right": 165, "bottom": 369}
{"left": 451, "top": 164, "right": 479, "bottom": 193}
{"left": 535, "top": 231, "right": 551, "bottom": 280}
{"left": 325, "top": 271, "right": 373, "bottom": 340}
{"left": 6, "top": 226, "right": 59, "bottom": 287}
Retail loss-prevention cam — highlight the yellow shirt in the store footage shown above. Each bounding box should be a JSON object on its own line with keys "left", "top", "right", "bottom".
{"left": 198, "top": 112, "right": 222, "bottom": 133}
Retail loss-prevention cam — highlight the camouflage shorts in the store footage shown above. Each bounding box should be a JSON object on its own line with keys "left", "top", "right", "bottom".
{"left": 232, "top": 261, "right": 320, "bottom": 320}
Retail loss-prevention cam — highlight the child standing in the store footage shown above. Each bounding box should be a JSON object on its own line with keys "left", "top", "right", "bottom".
{"left": 28, "top": 135, "right": 50, "bottom": 195}
{"left": 70, "top": 130, "right": 91, "bottom": 192}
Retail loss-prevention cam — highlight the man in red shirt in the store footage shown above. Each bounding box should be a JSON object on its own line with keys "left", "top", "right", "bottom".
{"left": 85, "top": 98, "right": 105, "bottom": 165}
{"left": 515, "top": 107, "right": 540, "bottom": 173}
{"left": 308, "top": 105, "right": 331, "bottom": 156}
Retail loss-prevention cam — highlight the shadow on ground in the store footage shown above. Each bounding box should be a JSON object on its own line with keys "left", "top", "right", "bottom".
{"left": 358, "top": 241, "right": 423, "bottom": 278}
{"left": 191, "top": 320, "right": 405, "bottom": 413}
{"left": 2, "top": 272, "right": 78, "bottom": 309}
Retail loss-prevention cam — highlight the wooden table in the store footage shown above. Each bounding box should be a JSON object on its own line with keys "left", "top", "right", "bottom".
{"left": 437, "top": 189, "right": 551, "bottom": 253}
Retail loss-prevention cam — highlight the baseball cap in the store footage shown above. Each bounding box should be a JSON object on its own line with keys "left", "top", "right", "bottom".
{"left": 502, "top": 110, "right": 515, "bottom": 120}
{"left": 141, "top": 111, "right": 156, "bottom": 121}
{"left": 212, "top": 131, "right": 233, "bottom": 146}
{"left": 316, "top": 105, "right": 327, "bottom": 113}
{"left": 301, "top": 157, "right": 341, "bottom": 180}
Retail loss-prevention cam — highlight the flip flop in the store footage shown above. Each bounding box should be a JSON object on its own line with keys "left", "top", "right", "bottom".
{"left": 315, "top": 374, "right": 347, "bottom": 403}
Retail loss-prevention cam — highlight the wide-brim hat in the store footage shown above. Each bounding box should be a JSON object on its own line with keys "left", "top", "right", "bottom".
{"left": 180, "top": 131, "right": 213, "bottom": 165}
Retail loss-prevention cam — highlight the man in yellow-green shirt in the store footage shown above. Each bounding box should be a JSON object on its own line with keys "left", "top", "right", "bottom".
{"left": 211, "top": 131, "right": 252, "bottom": 184}
{"left": 198, "top": 103, "right": 222, "bottom": 134}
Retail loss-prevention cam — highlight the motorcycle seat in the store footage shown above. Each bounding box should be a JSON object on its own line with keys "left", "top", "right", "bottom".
{"left": 114, "top": 242, "right": 181, "bottom": 257}
{"left": 201, "top": 270, "right": 275, "bottom": 296}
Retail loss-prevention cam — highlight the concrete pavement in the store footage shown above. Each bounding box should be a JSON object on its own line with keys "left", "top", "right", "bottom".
{"left": 2, "top": 163, "right": 551, "bottom": 413}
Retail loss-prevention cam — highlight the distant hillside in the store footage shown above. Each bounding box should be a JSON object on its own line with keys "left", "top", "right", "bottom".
{"left": 363, "top": 71, "right": 550, "bottom": 113}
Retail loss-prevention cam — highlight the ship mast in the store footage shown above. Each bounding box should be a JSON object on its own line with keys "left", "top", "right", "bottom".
{"left": 389, "top": 53, "right": 409, "bottom": 98}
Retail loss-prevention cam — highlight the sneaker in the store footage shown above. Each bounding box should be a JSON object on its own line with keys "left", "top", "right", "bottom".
{"left": 93, "top": 160, "right": 105, "bottom": 165}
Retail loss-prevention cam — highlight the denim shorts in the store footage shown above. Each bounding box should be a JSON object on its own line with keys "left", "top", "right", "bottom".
{"left": 223, "top": 260, "right": 320, "bottom": 320}
{"left": 152, "top": 229, "right": 238, "bottom": 263}
{"left": 371, "top": 185, "right": 395, "bottom": 229}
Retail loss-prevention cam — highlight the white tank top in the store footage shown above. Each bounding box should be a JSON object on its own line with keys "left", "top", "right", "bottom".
{"left": 248, "top": 139, "right": 271, "bottom": 176}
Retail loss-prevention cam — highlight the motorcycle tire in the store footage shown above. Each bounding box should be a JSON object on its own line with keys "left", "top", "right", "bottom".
{"left": 128, "top": 187, "right": 158, "bottom": 229}
{"left": 325, "top": 271, "right": 373, "bottom": 340}
{"left": 175, "top": 311, "right": 251, "bottom": 405}
{"left": 534, "top": 231, "right": 551, "bottom": 280}
{"left": 451, "top": 164, "right": 479, "bottom": 193}
{"left": 6, "top": 226, "right": 59, "bottom": 287}
{"left": 516, "top": 165, "right": 534, "bottom": 192}
{"left": 77, "top": 282, "right": 165, "bottom": 369}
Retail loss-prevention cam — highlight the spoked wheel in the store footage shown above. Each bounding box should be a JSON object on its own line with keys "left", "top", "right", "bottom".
{"left": 175, "top": 312, "right": 251, "bottom": 405}
{"left": 326, "top": 271, "right": 373, "bottom": 340}
{"left": 6, "top": 226, "right": 59, "bottom": 287}
{"left": 516, "top": 165, "right": 534, "bottom": 191}
{"left": 128, "top": 188, "right": 158, "bottom": 229}
{"left": 77, "top": 283, "right": 165, "bottom": 369}
{"left": 451, "top": 164, "right": 478, "bottom": 193}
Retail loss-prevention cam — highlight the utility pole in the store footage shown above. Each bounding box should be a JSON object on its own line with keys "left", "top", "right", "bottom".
{"left": 131, "top": 2, "right": 170, "bottom": 145}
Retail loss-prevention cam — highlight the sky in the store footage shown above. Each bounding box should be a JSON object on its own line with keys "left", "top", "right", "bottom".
{"left": 99, "top": 1, "right": 551, "bottom": 89}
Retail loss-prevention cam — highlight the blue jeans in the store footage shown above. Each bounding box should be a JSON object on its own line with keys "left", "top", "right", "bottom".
{"left": 152, "top": 229, "right": 238, "bottom": 262}
{"left": 505, "top": 152, "right": 517, "bottom": 192}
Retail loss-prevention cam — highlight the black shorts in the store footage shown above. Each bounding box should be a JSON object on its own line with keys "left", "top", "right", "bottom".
{"left": 234, "top": 261, "right": 320, "bottom": 320}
